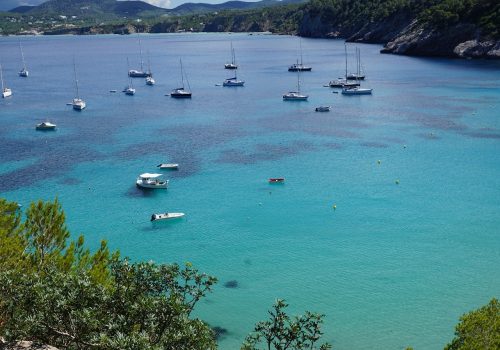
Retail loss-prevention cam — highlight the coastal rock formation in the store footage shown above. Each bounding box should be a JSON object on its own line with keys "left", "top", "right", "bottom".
{"left": 380, "top": 21, "right": 500, "bottom": 59}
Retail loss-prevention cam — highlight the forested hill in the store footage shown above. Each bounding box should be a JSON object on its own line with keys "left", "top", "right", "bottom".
{"left": 1, "top": 0, "right": 499, "bottom": 59}
{"left": 297, "top": 0, "right": 500, "bottom": 58}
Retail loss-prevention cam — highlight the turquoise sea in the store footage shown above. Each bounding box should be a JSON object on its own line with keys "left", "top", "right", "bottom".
{"left": 1, "top": 33, "right": 499, "bottom": 349}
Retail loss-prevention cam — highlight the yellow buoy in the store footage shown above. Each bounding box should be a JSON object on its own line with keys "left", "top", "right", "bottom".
{"left": 332, "top": 204, "right": 337, "bottom": 210}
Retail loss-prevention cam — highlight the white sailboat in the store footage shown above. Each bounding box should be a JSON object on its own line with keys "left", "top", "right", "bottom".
{"left": 72, "top": 57, "right": 86, "bottom": 110}
{"left": 18, "top": 40, "right": 29, "bottom": 77}
{"left": 288, "top": 38, "right": 311, "bottom": 72}
{"left": 170, "top": 59, "right": 191, "bottom": 98}
{"left": 128, "top": 36, "right": 150, "bottom": 78}
{"left": 283, "top": 69, "right": 308, "bottom": 101}
{"left": 1, "top": 63, "right": 12, "bottom": 98}
{"left": 145, "top": 51, "right": 155, "bottom": 85}
{"left": 341, "top": 45, "right": 372, "bottom": 96}
{"left": 124, "top": 58, "right": 136, "bottom": 95}
{"left": 224, "top": 42, "right": 238, "bottom": 70}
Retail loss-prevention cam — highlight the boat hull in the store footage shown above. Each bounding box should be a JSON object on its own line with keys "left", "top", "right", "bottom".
{"left": 129, "top": 70, "right": 151, "bottom": 78}
{"left": 2, "top": 89, "right": 12, "bottom": 98}
{"left": 171, "top": 92, "right": 191, "bottom": 98}
{"left": 223, "top": 80, "right": 245, "bottom": 87}
{"left": 151, "top": 212, "right": 185, "bottom": 221}
{"left": 342, "top": 88, "right": 372, "bottom": 95}
{"left": 19, "top": 70, "right": 29, "bottom": 77}
{"left": 136, "top": 180, "right": 168, "bottom": 189}
{"left": 288, "top": 66, "right": 312, "bottom": 72}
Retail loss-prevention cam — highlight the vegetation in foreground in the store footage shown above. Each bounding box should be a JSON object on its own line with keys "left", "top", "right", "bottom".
{"left": 0, "top": 198, "right": 498, "bottom": 349}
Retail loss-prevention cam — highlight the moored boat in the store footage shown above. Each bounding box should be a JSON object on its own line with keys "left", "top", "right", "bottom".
{"left": 157, "top": 163, "right": 179, "bottom": 170}
{"left": 1, "top": 63, "right": 12, "bottom": 98}
{"left": 136, "top": 173, "right": 168, "bottom": 189}
{"left": 36, "top": 121, "right": 56, "bottom": 130}
{"left": 151, "top": 212, "right": 185, "bottom": 221}
{"left": 269, "top": 178, "right": 285, "bottom": 183}
{"left": 315, "top": 106, "right": 331, "bottom": 112}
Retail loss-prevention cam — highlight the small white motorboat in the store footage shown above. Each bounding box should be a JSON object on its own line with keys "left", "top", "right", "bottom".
{"left": 146, "top": 76, "right": 155, "bottom": 85}
{"left": 36, "top": 121, "right": 56, "bottom": 130}
{"left": 157, "top": 163, "right": 179, "bottom": 170}
{"left": 151, "top": 212, "right": 185, "bottom": 221}
{"left": 136, "top": 173, "right": 168, "bottom": 189}
{"left": 315, "top": 106, "right": 331, "bottom": 112}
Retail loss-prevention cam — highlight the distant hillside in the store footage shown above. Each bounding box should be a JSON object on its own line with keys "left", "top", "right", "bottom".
{"left": 173, "top": 0, "right": 306, "bottom": 15}
{"left": 10, "top": 0, "right": 168, "bottom": 18}
{"left": 8, "top": 5, "right": 35, "bottom": 13}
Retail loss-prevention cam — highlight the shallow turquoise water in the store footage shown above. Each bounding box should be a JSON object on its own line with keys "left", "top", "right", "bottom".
{"left": 1, "top": 33, "right": 499, "bottom": 349}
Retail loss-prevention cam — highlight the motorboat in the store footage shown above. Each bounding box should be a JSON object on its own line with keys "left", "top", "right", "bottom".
{"left": 170, "top": 87, "right": 191, "bottom": 98}
{"left": 36, "top": 121, "right": 56, "bottom": 130}
{"left": 151, "top": 212, "right": 185, "bottom": 221}
{"left": 283, "top": 91, "right": 308, "bottom": 101}
{"left": 136, "top": 173, "right": 168, "bottom": 189}
{"left": 72, "top": 98, "right": 86, "bottom": 110}
{"left": 269, "top": 178, "right": 285, "bottom": 183}
{"left": 223, "top": 77, "right": 244, "bottom": 87}
{"left": 315, "top": 106, "right": 331, "bottom": 112}
{"left": 157, "top": 163, "right": 179, "bottom": 170}
{"left": 341, "top": 87, "right": 372, "bottom": 95}
{"left": 146, "top": 76, "right": 155, "bottom": 85}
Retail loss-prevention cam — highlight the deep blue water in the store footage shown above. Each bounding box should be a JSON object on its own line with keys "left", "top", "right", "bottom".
{"left": 1, "top": 33, "right": 499, "bottom": 349}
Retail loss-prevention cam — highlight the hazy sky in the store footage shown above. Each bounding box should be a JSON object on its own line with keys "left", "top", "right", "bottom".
{"left": 0, "top": 0, "right": 260, "bottom": 11}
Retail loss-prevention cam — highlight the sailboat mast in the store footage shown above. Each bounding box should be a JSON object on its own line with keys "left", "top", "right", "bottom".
{"left": 344, "top": 43, "right": 348, "bottom": 81}
{"left": 0, "top": 63, "right": 4, "bottom": 91}
{"left": 180, "top": 58, "right": 184, "bottom": 88}
{"left": 19, "top": 40, "right": 26, "bottom": 70}
{"left": 297, "top": 69, "right": 301, "bottom": 93}
{"left": 299, "top": 38, "right": 303, "bottom": 66}
{"left": 138, "top": 36, "right": 144, "bottom": 71}
{"left": 73, "top": 57, "right": 80, "bottom": 99}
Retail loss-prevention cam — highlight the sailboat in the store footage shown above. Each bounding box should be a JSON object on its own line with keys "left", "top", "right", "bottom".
{"left": 1, "top": 63, "right": 12, "bottom": 98}
{"left": 72, "top": 58, "right": 86, "bottom": 110}
{"left": 288, "top": 39, "right": 311, "bottom": 72}
{"left": 283, "top": 69, "right": 308, "bottom": 101}
{"left": 124, "top": 58, "right": 136, "bottom": 95}
{"left": 329, "top": 46, "right": 360, "bottom": 88}
{"left": 145, "top": 52, "right": 155, "bottom": 85}
{"left": 224, "top": 42, "right": 238, "bottom": 70}
{"left": 347, "top": 47, "right": 365, "bottom": 80}
{"left": 170, "top": 59, "right": 191, "bottom": 98}
{"left": 18, "top": 40, "right": 29, "bottom": 77}
{"left": 128, "top": 36, "right": 151, "bottom": 78}
{"left": 341, "top": 45, "right": 372, "bottom": 95}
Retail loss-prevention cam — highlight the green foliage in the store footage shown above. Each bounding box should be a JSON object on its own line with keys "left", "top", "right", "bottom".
{"left": 445, "top": 298, "right": 500, "bottom": 350}
{"left": 241, "top": 299, "right": 332, "bottom": 350}
{"left": 0, "top": 198, "right": 217, "bottom": 349}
